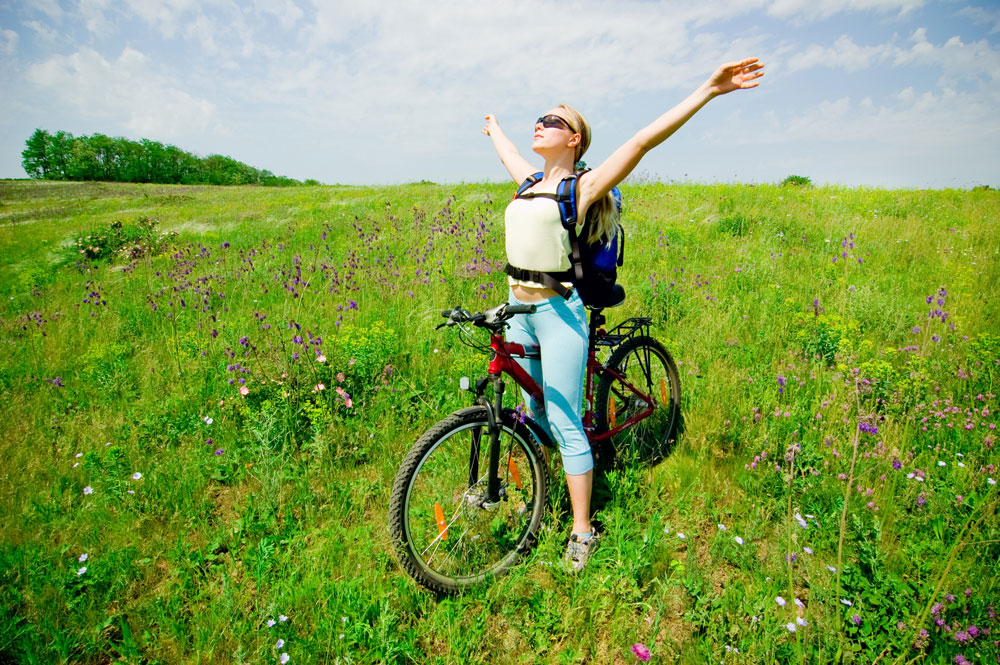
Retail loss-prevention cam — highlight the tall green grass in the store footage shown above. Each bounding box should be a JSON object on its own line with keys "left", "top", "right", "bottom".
{"left": 0, "top": 179, "right": 997, "bottom": 664}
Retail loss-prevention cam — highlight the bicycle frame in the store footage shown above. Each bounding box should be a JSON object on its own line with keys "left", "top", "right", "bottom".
{"left": 471, "top": 309, "right": 655, "bottom": 494}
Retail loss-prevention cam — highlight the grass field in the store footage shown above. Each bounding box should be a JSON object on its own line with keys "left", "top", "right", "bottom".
{"left": 0, "top": 178, "right": 998, "bottom": 664}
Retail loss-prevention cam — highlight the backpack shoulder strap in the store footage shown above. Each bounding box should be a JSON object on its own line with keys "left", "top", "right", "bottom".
{"left": 555, "top": 172, "right": 586, "bottom": 283}
{"left": 554, "top": 171, "right": 587, "bottom": 228}
{"left": 514, "top": 172, "right": 543, "bottom": 199}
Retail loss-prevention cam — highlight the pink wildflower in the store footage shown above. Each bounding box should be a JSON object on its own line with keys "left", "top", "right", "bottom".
{"left": 631, "top": 643, "right": 651, "bottom": 662}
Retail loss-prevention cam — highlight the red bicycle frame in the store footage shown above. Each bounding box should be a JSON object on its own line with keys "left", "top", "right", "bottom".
{"left": 483, "top": 316, "right": 656, "bottom": 448}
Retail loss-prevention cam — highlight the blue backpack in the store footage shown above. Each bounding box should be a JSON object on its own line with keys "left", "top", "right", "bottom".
{"left": 503, "top": 170, "right": 625, "bottom": 309}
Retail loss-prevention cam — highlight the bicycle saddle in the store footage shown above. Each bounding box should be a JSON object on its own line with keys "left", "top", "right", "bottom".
{"left": 585, "top": 284, "right": 626, "bottom": 310}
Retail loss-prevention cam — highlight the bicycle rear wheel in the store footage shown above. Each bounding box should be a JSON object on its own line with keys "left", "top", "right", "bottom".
{"left": 594, "top": 335, "right": 681, "bottom": 465}
{"left": 388, "top": 406, "right": 549, "bottom": 593}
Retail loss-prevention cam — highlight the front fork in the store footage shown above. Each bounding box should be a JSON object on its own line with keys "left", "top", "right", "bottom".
{"left": 465, "top": 373, "right": 506, "bottom": 505}
{"left": 484, "top": 375, "right": 505, "bottom": 503}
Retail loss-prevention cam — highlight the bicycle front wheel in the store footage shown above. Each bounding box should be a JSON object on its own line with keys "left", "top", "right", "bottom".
{"left": 594, "top": 335, "right": 681, "bottom": 465}
{"left": 388, "top": 407, "right": 549, "bottom": 594}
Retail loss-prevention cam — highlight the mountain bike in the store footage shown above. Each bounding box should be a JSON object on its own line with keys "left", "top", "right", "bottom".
{"left": 388, "top": 299, "right": 681, "bottom": 593}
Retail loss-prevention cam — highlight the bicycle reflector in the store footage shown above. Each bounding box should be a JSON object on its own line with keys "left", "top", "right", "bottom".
{"left": 608, "top": 398, "right": 618, "bottom": 428}
{"left": 508, "top": 457, "right": 522, "bottom": 490}
{"left": 434, "top": 502, "right": 448, "bottom": 540}
{"left": 660, "top": 379, "right": 668, "bottom": 407}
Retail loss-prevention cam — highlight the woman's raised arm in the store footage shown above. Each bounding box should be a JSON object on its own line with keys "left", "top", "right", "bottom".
{"left": 578, "top": 58, "right": 764, "bottom": 210}
{"left": 482, "top": 114, "right": 539, "bottom": 185}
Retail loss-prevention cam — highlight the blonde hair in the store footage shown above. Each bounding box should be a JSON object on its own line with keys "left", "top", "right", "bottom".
{"left": 557, "top": 104, "right": 620, "bottom": 247}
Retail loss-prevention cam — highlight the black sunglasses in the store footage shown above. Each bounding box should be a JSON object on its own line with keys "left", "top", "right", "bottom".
{"left": 536, "top": 114, "right": 573, "bottom": 132}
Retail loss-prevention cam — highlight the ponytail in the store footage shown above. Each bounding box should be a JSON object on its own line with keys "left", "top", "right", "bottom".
{"left": 585, "top": 191, "right": 620, "bottom": 247}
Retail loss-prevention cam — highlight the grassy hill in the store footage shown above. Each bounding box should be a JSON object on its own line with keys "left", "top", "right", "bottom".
{"left": 0, "top": 179, "right": 997, "bottom": 664}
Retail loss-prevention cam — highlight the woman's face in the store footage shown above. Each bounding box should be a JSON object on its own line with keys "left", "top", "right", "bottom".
{"left": 532, "top": 108, "right": 579, "bottom": 157}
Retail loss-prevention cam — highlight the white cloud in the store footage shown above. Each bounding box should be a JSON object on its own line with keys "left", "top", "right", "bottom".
{"left": 957, "top": 5, "right": 1000, "bottom": 35}
{"left": 782, "top": 28, "right": 1000, "bottom": 85}
{"left": 125, "top": 0, "right": 209, "bottom": 38}
{"left": 0, "top": 29, "right": 18, "bottom": 56}
{"left": 256, "top": 1, "right": 768, "bottom": 125}
{"left": 767, "top": 0, "right": 923, "bottom": 21}
{"left": 720, "top": 84, "right": 999, "bottom": 152}
{"left": 27, "top": 0, "right": 63, "bottom": 21}
{"left": 785, "top": 34, "right": 896, "bottom": 72}
{"left": 255, "top": 0, "right": 304, "bottom": 30}
{"left": 23, "top": 20, "right": 59, "bottom": 42}
{"left": 27, "top": 46, "right": 216, "bottom": 140}
{"left": 78, "top": 0, "right": 115, "bottom": 37}
{"left": 185, "top": 14, "right": 221, "bottom": 55}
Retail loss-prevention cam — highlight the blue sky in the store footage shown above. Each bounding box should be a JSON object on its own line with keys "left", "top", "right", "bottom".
{"left": 1, "top": 0, "right": 998, "bottom": 188}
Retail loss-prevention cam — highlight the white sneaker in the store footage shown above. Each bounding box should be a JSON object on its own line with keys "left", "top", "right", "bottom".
{"left": 563, "top": 532, "right": 601, "bottom": 572}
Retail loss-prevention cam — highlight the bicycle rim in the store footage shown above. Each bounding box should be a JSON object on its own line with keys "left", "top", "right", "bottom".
{"left": 391, "top": 409, "right": 547, "bottom": 592}
{"left": 596, "top": 336, "right": 681, "bottom": 464}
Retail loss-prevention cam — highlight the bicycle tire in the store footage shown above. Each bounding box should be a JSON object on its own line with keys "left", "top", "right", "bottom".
{"left": 593, "top": 335, "right": 681, "bottom": 465}
{"left": 388, "top": 406, "right": 549, "bottom": 593}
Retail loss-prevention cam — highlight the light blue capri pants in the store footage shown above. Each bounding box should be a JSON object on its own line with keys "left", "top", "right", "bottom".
{"left": 506, "top": 289, "right": 593, "bottom": 475}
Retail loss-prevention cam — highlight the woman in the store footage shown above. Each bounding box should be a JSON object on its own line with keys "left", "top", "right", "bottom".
{"left": 482, "top": 57, "right": 764, "bottom": 571}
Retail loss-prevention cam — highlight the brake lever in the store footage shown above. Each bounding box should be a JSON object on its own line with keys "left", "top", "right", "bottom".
{"left": 437, "top": 306, "right": 472, "bottom": 329}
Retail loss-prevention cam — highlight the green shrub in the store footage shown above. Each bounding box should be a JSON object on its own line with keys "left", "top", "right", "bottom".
{"left": 794, "top": 312, "right": 858, "bottom": 365}
{"left": 780, "top": 175, "right": 812, "bottom": 187}
{"left": 69, "top": 217, "right": 175, "bottom": 263}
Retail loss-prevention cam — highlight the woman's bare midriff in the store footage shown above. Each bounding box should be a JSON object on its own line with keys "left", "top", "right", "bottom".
{"left": 511, "top": 284, "right": 559, "bottom": 302}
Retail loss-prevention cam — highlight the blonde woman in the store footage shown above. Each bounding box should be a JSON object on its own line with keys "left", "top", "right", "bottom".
{"left": 482, "top": 57, "right": 764, "bottom": 571}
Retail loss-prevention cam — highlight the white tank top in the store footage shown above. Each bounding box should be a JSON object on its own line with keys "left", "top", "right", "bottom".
{"left": 504, "top": 196, "right": 572, "bottom": 289}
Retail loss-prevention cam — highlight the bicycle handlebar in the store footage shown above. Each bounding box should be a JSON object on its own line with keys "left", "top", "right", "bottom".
{"left": 437, "top": 302, "right": 537, "bottom": 330}
{"left": 504, "top": 304, "right": 537, "bottom": 316}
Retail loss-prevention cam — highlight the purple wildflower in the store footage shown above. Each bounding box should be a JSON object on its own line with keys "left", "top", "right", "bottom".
{"left": 859, "top": 422, "right": 879, "bottom": 435}
{"left": 630, "top": 643, "right": 651, "bottom": 662}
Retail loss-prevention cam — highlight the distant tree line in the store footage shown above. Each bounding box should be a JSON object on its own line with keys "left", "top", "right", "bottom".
{"left": 20, "top": 129, "right": 316, "bottom": 187}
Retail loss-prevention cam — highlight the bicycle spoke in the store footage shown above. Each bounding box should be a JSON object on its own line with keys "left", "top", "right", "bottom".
{"left": 391, "top": 410, "right": 547, "bottom": 589}
{"left": 594, "top": 336, "right": 681, "bottom": 465}
{"left": 468, "top": 426, "right": 482, "bottom": 488}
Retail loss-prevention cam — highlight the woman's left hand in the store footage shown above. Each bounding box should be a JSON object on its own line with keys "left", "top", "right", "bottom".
{"left": 707, "top": 57, "right": 764, "bottom": 96}
{"left": 482, "top": 114, "right": 501, "bottom": 137}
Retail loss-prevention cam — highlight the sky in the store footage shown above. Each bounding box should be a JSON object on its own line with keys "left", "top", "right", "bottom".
{"left": 1, "top": 0, "right": 998, "bottom": 189}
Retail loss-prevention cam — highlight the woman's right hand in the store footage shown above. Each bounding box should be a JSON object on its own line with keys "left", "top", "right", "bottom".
{"left": 482, "top": 114, "right": 500, "bottom": 137}
{"left": 482, "top": 113, "right": 536, "bottom": 184}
